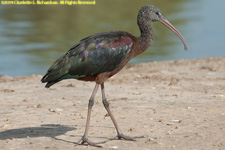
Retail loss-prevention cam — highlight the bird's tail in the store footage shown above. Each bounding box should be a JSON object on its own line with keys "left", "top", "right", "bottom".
{"left": 41, "top": 54, "right": 71, "bottom": 88}
{"left": 41, "top": 74, "right": 58, "bottom": 88}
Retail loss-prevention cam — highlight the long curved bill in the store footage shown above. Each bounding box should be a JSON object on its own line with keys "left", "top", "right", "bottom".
{"left": 160, "top": 16, "right": 188, "bottom": 50}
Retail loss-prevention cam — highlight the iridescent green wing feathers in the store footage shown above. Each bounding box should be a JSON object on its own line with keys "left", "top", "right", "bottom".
{"left": 41, "top": 31, "right": 133, "bottom": 87}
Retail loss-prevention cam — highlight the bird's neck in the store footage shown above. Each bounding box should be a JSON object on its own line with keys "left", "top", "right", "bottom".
{"left": 136, "top": 21, "right": 154, "bottom": 55}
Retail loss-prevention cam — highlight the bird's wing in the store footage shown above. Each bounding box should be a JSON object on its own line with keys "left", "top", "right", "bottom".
{"left": 41, "top": 32, "right": 133, "bottom": 85}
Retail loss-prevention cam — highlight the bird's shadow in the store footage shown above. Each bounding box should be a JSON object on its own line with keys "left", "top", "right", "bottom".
{"left": 0, "top": 124, "right": 76, "bottom": 144}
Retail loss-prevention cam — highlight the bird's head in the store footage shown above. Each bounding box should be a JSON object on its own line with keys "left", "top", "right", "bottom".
{"left": 138, "top": 5, "right": 188, "bottom": 50}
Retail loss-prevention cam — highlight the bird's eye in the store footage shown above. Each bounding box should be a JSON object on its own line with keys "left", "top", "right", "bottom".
{"left": 156, "top": 12, "right": 161, "bottom": 17}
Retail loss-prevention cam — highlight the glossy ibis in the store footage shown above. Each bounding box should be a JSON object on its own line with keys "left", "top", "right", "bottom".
{"left": 41, "top": 5, "right": 187, "bottom": 147}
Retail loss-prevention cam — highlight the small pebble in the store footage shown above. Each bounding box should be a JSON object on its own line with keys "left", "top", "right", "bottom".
{"left": 23, "top": 98, "right": 29, "bottom": 102}
{"left": 133, "top": 91, "right": 141, "bottom": 95}
{"left": 166, "top": 123, "right": 173, "bottom": 126}
{"left": 49, "top": 108, "right": 55, "bottom": 112}
{"left": 34, "top": 104, "right": 42, "bottom": 108}
{"left": 1, "top": 124, "right": 9, "bottom": 129}
{"left": 56, "top": 108, "right": 63, "bottom": 112}
{"left": 171, "top": 119, "right": 181, "bottom": 123}
{"left": 109, "top": 146, "right": 118, "bottom": 149}
{"left": 128, "top": 128, "right": 134, "bottom": 132}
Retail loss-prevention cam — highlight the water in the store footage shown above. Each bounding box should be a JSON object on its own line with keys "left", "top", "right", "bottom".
{"left": 0, "top": 0, "right": 224, "bottom": 76}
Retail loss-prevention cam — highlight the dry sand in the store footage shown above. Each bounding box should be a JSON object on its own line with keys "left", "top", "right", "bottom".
{"left": 0, "top": 57, "right": 225, "bottom": 150}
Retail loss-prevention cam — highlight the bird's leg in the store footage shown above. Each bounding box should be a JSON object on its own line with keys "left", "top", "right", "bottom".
{"left": 101, "top": 83, "right": 144, "bottom": 141}
{"left": 76, "top": 84, "right": 106, "bottom": 147}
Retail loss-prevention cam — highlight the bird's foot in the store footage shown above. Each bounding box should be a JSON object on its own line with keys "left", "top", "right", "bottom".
{"left": 110, "top": 133, "right": 146, "bottom": 141}
{"left": 75, "top": 135, "right": 107, "bottom": 148}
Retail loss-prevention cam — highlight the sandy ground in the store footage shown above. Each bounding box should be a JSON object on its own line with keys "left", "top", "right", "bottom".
{"left": 0, "top": 57, "right": 225, "bottom": 150}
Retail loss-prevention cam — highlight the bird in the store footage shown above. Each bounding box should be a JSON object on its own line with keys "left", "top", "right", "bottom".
{"left": 41, "top": 5, "right": 187, "bottom": 147}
